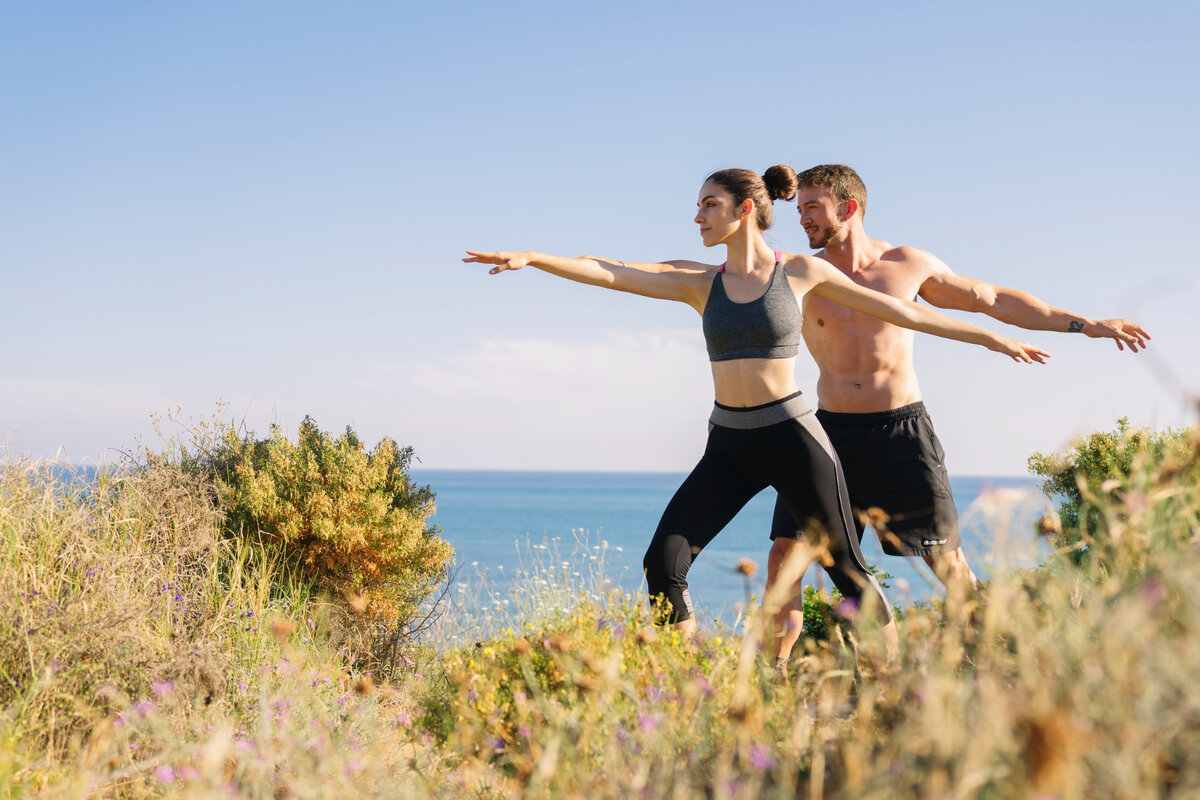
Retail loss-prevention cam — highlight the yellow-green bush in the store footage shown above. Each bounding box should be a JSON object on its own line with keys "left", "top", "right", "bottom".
{"left": 188, "top": 416, "right": 454, "bottom": 665}
{"left": 1028, "top": 418, "right": 1199, "bottom": 566}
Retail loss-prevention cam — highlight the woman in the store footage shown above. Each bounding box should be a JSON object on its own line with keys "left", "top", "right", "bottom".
{"left": 465, "top": 166, "right": 1047, "bottom": 645}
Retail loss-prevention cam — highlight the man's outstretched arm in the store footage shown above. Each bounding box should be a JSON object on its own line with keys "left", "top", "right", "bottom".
{"left": 915, "top": 251, "right": 1151, "bottom": 352}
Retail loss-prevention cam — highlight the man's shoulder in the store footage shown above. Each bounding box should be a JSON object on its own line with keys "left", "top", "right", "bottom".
{"left": 876, "top": 243, "right": 946, "bottom": 275}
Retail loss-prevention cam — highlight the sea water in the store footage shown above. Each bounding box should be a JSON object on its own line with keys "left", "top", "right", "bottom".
{"left": 413, "top": 469, "right": 1051, "bottom": 626}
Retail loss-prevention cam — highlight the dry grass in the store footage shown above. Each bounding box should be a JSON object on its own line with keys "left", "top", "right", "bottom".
{"left": 3, "top": 426, "right": 1199, "bottom": 798}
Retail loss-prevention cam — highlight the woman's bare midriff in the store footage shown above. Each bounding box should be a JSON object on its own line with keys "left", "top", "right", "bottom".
{"left": 710, "top": 358, "right": 801, "bottom": 408}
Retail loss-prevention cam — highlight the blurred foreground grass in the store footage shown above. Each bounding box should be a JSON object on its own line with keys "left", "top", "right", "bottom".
{"left": 2, "top": 420, "right": 1199, "bottom": 798}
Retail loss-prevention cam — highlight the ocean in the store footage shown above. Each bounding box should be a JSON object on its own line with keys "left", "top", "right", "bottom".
{"left": 412, "top": 469, "right": 1052, "bottom": 625}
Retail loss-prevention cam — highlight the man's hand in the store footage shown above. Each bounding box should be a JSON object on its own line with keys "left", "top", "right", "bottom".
{"left": 1084, "top": 318, "right": 1152, "bottom": 352}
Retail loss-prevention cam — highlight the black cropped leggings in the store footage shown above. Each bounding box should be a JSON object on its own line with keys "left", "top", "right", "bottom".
{"left": 642, "top": 392, "right": 893, "bottom": 626}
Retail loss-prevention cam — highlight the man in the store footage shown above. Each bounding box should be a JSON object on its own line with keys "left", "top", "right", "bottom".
{"left": 767, "top": 164, "right": 1149, "bottom": 662}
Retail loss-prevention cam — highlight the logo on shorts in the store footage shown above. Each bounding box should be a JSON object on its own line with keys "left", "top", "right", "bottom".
{"left": 922, "top": 538, "right": 947, "bottom": 547}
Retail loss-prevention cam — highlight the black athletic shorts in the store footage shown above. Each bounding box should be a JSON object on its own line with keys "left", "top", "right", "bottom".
{"left": 770, "top": 401, "right": 960, "bottom": 557}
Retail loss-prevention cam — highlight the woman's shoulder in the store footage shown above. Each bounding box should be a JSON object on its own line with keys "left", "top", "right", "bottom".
{"left": 778, "top": 252, "right": 830, "bottom": 277}
{"left": 660, "top": 259, "right": 722, "bottom": 275}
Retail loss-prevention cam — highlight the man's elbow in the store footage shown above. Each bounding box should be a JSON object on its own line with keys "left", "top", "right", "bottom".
{"left": 969, "top": 285, "right": 999, "bottom": 313}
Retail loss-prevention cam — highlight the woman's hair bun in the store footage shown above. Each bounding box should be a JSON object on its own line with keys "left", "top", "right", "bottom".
{"left": 762, "top": 164, "right": 798, "bottom": 202}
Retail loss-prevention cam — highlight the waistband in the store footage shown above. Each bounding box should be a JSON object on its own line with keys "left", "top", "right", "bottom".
{"left": 709, "top": 391, "right": 811, "bottom": 430}
{"left": 815, "top": 401, "right": 928, "bottom": 427}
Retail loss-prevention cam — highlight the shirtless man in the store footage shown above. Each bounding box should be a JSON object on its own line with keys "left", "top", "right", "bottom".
{"left": 767, "top": 164, "right": 1150, "bottom": 661}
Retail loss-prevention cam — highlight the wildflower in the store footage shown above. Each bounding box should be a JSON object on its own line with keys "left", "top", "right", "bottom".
{"left": 749, "top": 744, "right": 776, "bottom": 770}
{"left": 396, "top": 712, "right": 412, "bottom": 726}
{"left": 270, "top": 618, "right": 296, "bottom": 645}
{"left": 151, "top": 680, "right": 175, "bottom": 697}
{"left": 1142, "top": 578, "right": 1167, "bottom": 606}
{"left": 835, "top": 598, "right": 860, "bottom": 622}
{"left": 133, "top": 699, "right": 156, "bottom": 717}
{"left": 154, "top": 766, "right": 176, "bottom": 784}
{"left": 1037, "top": 511, "right": 1063, "bottom": 538}
{"left": 735, "top": 558, "right": 757, "bottom": 577}
{"left": 637, "top": 712, "right": 658, "bottom": 733}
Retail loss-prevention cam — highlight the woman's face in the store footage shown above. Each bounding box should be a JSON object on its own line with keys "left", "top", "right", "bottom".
{"left": 694, "top": 180, "right": 745, "bottom": 248}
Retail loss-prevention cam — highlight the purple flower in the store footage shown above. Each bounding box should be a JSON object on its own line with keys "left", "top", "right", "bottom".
{"left": 397, "top": 712, "right": 412, "bottom": 726}
{"left": 646, "top": 685, "right": 663, "bottom": 702}
{"left": 637, "top": 712, "right": 658, "bottom": 733}
{"left": 85, "top": 569, "right": 95, "bottom": 577}
{"left": 1141, "top": 579, "right": 1167, "bottom": 605}
{"left": 518, "top": 725, "right": 531, "bottom": 738}
{"left": 151, "top": 680, "right": 175, "bottom": 697}
{"left": 133, "top": 699, "right": 156, "bottom": 717}
{"left": 749, "top": 744, "right": 776, "bottom": 770}
{"left": 489, "top": 737, "right": 506, "bottom": 753}
{"left": 834, "top": 598, "right": 860, "bottom": 622}
{"left": 154, "top": 766, "right": 175, "bottom": 783}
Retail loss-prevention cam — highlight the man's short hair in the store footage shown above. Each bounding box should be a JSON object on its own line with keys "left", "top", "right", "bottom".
{"left": 796, "top": 164, "right": 867, "bottom": 219}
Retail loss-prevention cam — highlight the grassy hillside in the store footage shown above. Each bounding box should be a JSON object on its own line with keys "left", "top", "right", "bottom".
{"left": 3, "top": 422, "right": 1198, "bottom": 798}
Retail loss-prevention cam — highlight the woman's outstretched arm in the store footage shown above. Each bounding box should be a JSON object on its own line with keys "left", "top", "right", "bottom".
{"left": 789, "top": 255, "right": 1051, "bottom": 364}
{"left": 463, "top": 250, "right": 710, "bottom": 310}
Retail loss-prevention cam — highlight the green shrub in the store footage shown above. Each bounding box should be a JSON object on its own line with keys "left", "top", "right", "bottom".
{"left": 1027, "top": 417, "right": 1199, "bottom": 563}
{"left": 187, "top": 416, "right": 454, "bottom": 663}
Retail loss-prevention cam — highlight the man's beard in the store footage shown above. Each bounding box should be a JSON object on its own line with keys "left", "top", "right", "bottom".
{"left": 808, "top": 221, "right": 842, "bottom": 249}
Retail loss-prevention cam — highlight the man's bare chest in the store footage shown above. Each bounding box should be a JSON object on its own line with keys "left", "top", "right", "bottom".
{"left": 804, "top": 263, "right": 925, "bottom": 333}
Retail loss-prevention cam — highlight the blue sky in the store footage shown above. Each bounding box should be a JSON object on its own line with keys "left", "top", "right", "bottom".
{"left": 2, "top": 1, "right": 1197, "bottom": 474}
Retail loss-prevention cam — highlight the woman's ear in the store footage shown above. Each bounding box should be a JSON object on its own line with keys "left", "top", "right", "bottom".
{"left": 740, "top": 198, "right": 754, "bottom": 219}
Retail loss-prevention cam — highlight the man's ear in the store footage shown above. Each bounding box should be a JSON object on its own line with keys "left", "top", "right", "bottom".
{"left": 842, "top": 199, "right": 859, "bottom": 221}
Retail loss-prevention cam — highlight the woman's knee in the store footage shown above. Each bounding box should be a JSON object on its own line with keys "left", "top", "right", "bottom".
{"left": 643, "top": 533, "right": 691, "bottom": 585}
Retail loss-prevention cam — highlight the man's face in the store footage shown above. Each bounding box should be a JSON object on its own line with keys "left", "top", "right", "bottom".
{"left": 796, "top": 186, "right": 844, "bottom": 249}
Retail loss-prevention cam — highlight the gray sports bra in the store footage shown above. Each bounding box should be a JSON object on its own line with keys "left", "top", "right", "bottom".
{"left": 702, "top": 252, "right": 803, "bottom": 362}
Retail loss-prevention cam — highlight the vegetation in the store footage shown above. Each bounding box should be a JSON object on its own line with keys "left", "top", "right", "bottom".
{"left": 1028, "top": 417, "right": 1199, "bottom": 563}
{"left": 2, "top": 417, "right": 1199, "bottom": 797}
{"left": 180, "top": 414, "right": 454, "bottom": 673}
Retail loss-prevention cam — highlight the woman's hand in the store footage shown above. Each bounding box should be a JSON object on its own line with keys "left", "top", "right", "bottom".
{"left": 463, "top": 250, "right": 532, "bottom": 274}
{"left": 990, "top": 335, "right": 1051, "bottom": 364}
